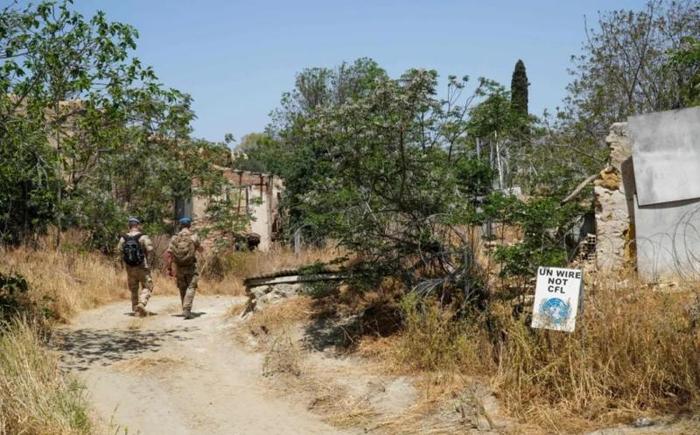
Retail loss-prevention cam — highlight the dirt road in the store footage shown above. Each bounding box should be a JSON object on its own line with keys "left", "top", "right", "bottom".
{"left": 57, "top": 296, "right": 348, "bottom": 435}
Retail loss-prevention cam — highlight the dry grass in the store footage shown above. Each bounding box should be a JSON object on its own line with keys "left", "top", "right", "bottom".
{"left": 202, "top": 245, "right": 343, "bottom": 295}
{"left": 0, "top": 318, "right": 92, "bottom": 435}
{"left": 236, "top": 296, "right": 314, "bottom": 349}
{"left": 262, "top": 331, "right": 305, "bottom": 377}
{"left": 230, "top": 251, "right": 700, "bottom": 432}
{"left": 393, "top": 275, "right": 700, "bottom": 432}
{"left": 0, "top": 245, "right": 186, "bottom": 319}
{"left": 492, "top": 278, "right": 700, "bottom": 431}
{"left": 0, "top": 244, "right": 269, "bottom": 321}
{"left": 395, "top": 294, "right": 492, "bottom": 375}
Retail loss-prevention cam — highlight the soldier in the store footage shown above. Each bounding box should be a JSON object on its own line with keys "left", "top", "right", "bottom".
{"left": 166, "top": 217, "right": 202, "bottom": 319}
{"left": 117, "top": 217, "right": 154, "bottom": 317}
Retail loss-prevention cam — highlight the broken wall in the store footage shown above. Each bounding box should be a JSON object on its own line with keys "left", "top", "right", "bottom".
{"left": 181, "top": 170, "right": 283, "bottom": 251}
{"left": 595, "top": 107, "right": 700, "bottom": 281}
{"left": 594, "top": 123, "right": 634, "bottom": 273}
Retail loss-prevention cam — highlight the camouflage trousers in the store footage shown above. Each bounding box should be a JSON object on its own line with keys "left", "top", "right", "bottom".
{"left": 126, "top": 266, "right": 153, "bottom": 311}
{"left": 175, "top": 265, "right": 198, "bottom": 313}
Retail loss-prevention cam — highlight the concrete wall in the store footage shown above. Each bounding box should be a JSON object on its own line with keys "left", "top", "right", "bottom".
{"left": 634, "top": 197, "right": 700, "bottom": 281}
{"left": 629, "top": 107, "right": 700, "bottom": 206}
{"left": 629, "top": 107, "right": 700, "bottom": 281}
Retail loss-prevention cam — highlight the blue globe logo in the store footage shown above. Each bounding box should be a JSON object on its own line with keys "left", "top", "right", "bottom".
{"left": 539, "top": 298, "right": 570, "bottom": 326}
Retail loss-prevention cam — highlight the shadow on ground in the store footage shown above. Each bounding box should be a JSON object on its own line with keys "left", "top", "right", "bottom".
{"left": 54, "top": 327, "right": 196, "bottom": 371}
{"left": 303, "top": 302, "right": 401, "bottom": 351}
{"left": 170, "top": 311, "right": 206, "bottom": 319}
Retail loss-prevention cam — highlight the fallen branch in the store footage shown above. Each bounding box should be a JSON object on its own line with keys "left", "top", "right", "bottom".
{"left": 560, "top": 170, "right": 606, "bottom": 204}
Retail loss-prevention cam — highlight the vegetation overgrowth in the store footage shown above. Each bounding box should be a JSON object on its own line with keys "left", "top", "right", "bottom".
{"left": 0, "top": 0, "right": 699, "bottom": 433}
{"left": 0, "top": 239, "right": 299, "bottom": 434}
{"left": 395, "top": 277, "right": 700, "bottom": 431}
{"left": 0, "top": 318, "right": 92, "bottom": 435}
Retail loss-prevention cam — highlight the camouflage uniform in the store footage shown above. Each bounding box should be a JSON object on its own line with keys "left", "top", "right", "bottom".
{"left": 117, "top": 230, "right": 154, "bottom": 313}
{"left": 167, "top": 228, "right": 201, "bottom": 316}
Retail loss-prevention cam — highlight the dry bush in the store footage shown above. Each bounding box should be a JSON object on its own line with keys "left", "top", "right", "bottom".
{"left": 0, "top": 243, "right": 257, "bottom": 320}
{"left": 262, "top": 331, "right": 305, "bottom": 377}
{"left": 394, "top": 294, "right": 492, "bottom": 375}
{"left": 0, "top": 318, "right": 91, "bottom": 435}
{"left": 2, "top": 246, "right": 126, "bottom": 320}
{"left": 239, "top": 297, "right": 314, "bottom": 348}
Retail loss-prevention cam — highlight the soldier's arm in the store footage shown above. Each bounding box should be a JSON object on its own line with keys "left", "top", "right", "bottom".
{"left": 166, "top": 237, "right": 174, "bottom": 254}
{"left": 164, "top": 237, "right": 175, "bottom": 275}
{"left": 139, "top": 235, "right": 155, "bottom": 268}
{"left": 193, "top": 234, "right": 204, "bottom": 253}
{"left": 115, "top": 236, "right": 124, "bottom": 265}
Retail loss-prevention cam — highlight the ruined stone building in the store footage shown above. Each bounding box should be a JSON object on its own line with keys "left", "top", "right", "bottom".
{"left": 595, "top": 106, "right": 700, "bottom": 281}
{"left": 176, "top": 168, "right": 283, "bottom": 251}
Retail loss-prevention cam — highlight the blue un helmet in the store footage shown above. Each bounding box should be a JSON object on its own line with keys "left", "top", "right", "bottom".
{"left": 179, "top": 217, "right": 192, "bottom": 226}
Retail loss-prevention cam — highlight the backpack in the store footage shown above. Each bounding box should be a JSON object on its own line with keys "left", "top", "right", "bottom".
{"left": 122, "top": 234, "right": 145, "bottom": 267}
{"left": 170, "top": 232, "right": 196, "bottom": 266}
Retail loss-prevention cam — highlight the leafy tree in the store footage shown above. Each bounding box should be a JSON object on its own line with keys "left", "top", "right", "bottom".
{"left": 0, "top": 1, "right": 237, "bottom": 250}
{"left": 510, "top": 59, "right": 529, "bottom": 117}
{"left": 487, "top": 194, "right": 585, "bottom": 279}
{"left": 668, "top": 36, "right": 700, "bottom": 106}
{"left": 271, "top": 66, "right": 497, "bottom": 305}
{"left": 232, "top": 132, "right": 278, "bottom": 173}
{"left": 0, "top": 116, "right": 60, "bottom": 244}
{"left": 263, "top": 58, "right": 389, "bottom": 240}
{"left": 565, "top": 0, "right": 700, "bottom": 140}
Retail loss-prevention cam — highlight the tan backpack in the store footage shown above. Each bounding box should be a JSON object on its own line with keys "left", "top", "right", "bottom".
{"left": 170, "top": 232, "right": 196, "bottom": 266}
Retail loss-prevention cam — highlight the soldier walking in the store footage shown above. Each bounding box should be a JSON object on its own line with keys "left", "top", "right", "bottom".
{"left": 117, "top": 217, "right": 154, "bottom": 317}
{"left": 166, "top": 217, "right": 202, "bottom": 319}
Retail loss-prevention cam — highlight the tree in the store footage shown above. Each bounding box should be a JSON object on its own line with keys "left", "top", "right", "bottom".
{"left": 232, "top": 132, "right": 278, "bottom": 173}
{"left": 565, "top": 0, "right": 700, "bottom": 139}
{"left": 263, "top": 58, "right": 389, "bottom": 240}
{"left": 0, "top": 1, "right": 236, "bottom": 250}
{"left": 510, "top": 59, "right": 529, "bottom": 117}
{"left": 668, "top": 36, "right": 700, "bottom": 106}
{"left": 271, "top": 65, "right": 497, "bottom": 305}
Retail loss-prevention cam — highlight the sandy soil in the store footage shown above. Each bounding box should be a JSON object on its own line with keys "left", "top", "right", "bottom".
{"left": 56, "top": 295, "right": 350, "bottom": 435}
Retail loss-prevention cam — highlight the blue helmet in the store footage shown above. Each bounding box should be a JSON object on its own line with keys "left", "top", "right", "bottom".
{"left": 127, "top": 216, "right": 140, "bottom": 225}
{"left": 179, "top": 217, "right": 192, "bottom": 226}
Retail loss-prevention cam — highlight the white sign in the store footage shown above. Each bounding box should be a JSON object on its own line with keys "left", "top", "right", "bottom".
{"left": 531, "top": 267, "right": 583, "bottom": 332}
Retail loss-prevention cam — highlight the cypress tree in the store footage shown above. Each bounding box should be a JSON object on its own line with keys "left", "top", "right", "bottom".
{"left": 510, "top": 59, "right": 529, "bottom": 117}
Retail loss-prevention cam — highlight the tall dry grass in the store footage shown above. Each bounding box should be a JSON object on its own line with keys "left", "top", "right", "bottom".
{"left": 395, "top": 276, "right": 700, "bottom": 432}
{"left": 493, "top": 279, "right": 700, "bottom": 430}
{"left": 1, "top": 245, "right": 185, "bottom": 320}
{"left": 0, "top": 318, "right": 91, "bottom": 435}
{"left": 202, "top": 246, "right": 343, "bottom": 295}
{"left": 0, "top": 243, "right": 296, "bottom": 320}
{"left": 395, "top": 294, "right": 492, "bottom": 375}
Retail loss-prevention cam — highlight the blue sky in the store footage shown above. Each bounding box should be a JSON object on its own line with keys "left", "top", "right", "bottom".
{"left": 74, "top": 0, "right": 648, "bottom": 142}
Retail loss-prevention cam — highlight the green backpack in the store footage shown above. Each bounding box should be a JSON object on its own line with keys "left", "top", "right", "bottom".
{"left": 170, "top": 232, "right": 196, "bottom": 266}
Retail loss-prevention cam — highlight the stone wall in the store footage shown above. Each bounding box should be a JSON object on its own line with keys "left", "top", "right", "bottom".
{"left": 594, "top": 122, "right": 634, "bottom": 272}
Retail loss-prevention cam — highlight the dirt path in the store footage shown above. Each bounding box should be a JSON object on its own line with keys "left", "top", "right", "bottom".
{"left": 57, "top": 295, "right": 349, "bottom": 435}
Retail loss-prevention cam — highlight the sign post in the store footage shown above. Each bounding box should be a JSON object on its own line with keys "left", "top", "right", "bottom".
{"left": 531, "top": 267, "right": 583, "bottom": 332}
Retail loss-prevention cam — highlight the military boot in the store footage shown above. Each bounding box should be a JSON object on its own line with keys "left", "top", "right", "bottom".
{"left": 135, "top": 304, "right": 147, "bottom": 317}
